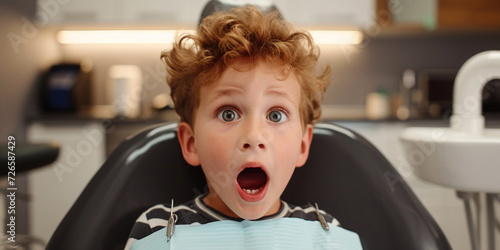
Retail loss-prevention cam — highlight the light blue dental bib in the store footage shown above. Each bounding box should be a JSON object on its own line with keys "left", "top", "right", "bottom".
{"left": 131, "top": 217, "right": 362, "bottom": 249}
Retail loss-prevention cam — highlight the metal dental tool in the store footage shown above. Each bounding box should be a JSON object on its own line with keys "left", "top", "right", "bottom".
{"left": 166, "top": 199, "right": 178, "bottom": 242}
{"left": 315, "top": 202, "right": 330, "bottom": 231}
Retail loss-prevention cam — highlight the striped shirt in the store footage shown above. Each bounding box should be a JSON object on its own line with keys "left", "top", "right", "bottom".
{"left": 125, "top": 194, "right": 339, "bottom": 249}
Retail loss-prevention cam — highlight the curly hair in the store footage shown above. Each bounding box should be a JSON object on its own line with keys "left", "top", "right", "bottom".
{"left": 161, "top": 5, "right": 330, "bottom": 128}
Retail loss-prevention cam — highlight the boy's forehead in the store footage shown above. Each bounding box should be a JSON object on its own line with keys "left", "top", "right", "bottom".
{"left": 230, "top": 57, "right": 290, "bottom": 74}
{"left": 212, "top": 59, "right": 293, "bottom": 85}
{"left": 208, "top": 60, "right": 297, "bottom": 88}
{"left": 200, "top": 61, "right": 300, "bottom": 104}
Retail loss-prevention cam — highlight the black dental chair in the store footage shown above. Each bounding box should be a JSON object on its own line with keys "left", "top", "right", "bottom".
{"left": 46, "top": 122, "right": 452, "bottom": 250}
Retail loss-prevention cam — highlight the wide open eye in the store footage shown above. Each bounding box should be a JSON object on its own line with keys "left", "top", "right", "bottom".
{"left": 268, "top": 110, "right": 288, "bottom": 123}
{"left": 218, "top": 109, "right": 240, "bottom": 122}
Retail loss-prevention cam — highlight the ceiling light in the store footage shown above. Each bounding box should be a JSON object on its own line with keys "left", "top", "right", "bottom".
{"left": 309, "top": 30, "right": 364, "bottom": 45}
{"left": 57, "top": 29, "right": 363, "bottom": 45}
{"left": 57, "top": 30, "right": 193, "bottom": 44}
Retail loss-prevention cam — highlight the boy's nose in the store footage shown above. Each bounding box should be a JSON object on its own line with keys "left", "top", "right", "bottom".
{"left": 243, "top": 141, "right": 265, "bottom": 150}
{"left": 239, "top": 118, "right": 268, "bottom": 151}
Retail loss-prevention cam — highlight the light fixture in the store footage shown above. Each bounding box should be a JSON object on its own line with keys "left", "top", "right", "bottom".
{"left": 308, "top": 30, "right": 364, "bottom": 45}
{"left": 57, "top": 30, "right": 194, "bottom": 44}
{"left": 57, "top": 29, "right": 363, "bottom": 45}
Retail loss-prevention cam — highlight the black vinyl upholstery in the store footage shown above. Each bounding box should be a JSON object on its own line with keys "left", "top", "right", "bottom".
{"left": 46, "top": 122, "right": 451, "bottom": 250}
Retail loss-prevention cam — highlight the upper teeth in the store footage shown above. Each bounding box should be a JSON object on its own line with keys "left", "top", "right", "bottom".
{"left": 243, "top": 188, "right": 262, "bottom": 194}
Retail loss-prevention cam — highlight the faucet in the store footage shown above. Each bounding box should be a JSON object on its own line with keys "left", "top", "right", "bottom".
{"left": 450, "top": 51, "right": 500, "bottom": 135}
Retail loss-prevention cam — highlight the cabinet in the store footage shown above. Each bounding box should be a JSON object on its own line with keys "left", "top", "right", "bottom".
{"left": 274, "top": 0, "right": 375, "bottom": 28}
{"left": 120, "top": 0, "right": 203, "bottom": 25}
{"left": 376, "top": 0, "right": 500, "bottom": 31}
{"left": 37, "top": 0, "right": 374, "bottom": 28}
{"left": 375, "top": 0, "right": 437, "bottom": 31}
{"left": 26, "top": 121, "right": 105, "bottom": 246}
{"left": 37, "top": 0, "right": 116, "bottom": 24}
{"left": 37, "top": 0, "right": 204, "bottom": 26}
{"left": 438, "top": 0, "right": 500, "bottom": 29}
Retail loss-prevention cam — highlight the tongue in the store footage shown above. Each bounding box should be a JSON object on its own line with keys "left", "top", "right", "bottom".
{"left": 237, "top": 168, "right": 267, "bottom": 189}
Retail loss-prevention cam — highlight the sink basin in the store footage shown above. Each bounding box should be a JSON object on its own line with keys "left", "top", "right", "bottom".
{"left": 399, "top": 127, "right": 500, "bottom": 192}
{"left": 399, "top": 50, "right": 500, "bottom": 193}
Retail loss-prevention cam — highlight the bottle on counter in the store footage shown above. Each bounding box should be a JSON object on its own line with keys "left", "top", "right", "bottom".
{"left": 366, "top": 87, "right": 390, "bottom": 120}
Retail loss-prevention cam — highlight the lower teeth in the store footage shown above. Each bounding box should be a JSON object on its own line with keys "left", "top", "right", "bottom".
{"left": 243, "top": 188, "right": 262, "bottom": 194}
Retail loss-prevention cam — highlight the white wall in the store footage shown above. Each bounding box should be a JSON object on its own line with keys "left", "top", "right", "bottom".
{"left": 0, "top": 1, "right": 61, "bottom": 247}
{"left": 0, "top": 1, "right": 61, "bottom": 140}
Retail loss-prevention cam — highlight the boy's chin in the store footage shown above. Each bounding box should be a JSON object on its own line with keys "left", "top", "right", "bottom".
{"left": 230, "top": 199, "right": 281, "bottom": 221}
{"left": 233, "top": 207, "right": 270, "bottom": 221}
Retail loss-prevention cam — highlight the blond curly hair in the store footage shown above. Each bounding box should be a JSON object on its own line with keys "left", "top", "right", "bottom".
{"left": 161, "top": 5, "right": 330, "bottom": 128}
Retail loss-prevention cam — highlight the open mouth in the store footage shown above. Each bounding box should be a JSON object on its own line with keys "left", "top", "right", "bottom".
{"left": 237, "top": 167, "right": 268, "bottom": 196}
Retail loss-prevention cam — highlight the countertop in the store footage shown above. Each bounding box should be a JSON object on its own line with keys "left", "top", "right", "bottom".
{"left": 27, "top": 105, "right": 500, "bottom": 128}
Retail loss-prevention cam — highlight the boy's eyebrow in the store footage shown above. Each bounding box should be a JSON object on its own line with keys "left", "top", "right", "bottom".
{"left": 265, "top": 89, "right": 296, "bottom": 105}
{"left": 208, "top": 88, "right": 244, "bottom": 103}
{"left": 207, "top": 87, "right": 297, "bottom": 105}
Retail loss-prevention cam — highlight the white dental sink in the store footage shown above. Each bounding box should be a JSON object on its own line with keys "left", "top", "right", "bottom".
{"left": 399, "top": 50, "right": 500, "bottom": 193}
{"left": 398, "top": 49, "right": 500, "bottom": 250}
{"left": 399, "top": 127, "right": 500, "bottom": 192}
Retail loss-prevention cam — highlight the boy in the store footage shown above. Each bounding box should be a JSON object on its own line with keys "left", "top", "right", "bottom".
{"left": 126, "top": 5, "right": 362, "bottom": 249}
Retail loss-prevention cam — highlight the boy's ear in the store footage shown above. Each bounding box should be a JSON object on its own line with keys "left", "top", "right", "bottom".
{"left": 296, "top": 124, "right": 313, "bottom": 168}
{"left": 177, "top": 122, "right": 200, "bottom": 166}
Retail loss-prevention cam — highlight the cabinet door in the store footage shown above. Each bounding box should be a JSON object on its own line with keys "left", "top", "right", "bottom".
{"left": 122, "top": 0, "right": 174, "bottom": 24}
{"left": 37, "top": 0, "right": 204, "bottom": 26}
{"left": 26, "top": 121, "right": 105, "bottom": 246}
{"left": 274, "top": 0, "right": 375, "bottom": 28}
{"left": 37, "top": 0, "right": 116, "bottom": 24}
{"left": 120, "top": 0, "right": 204, "bottom": 26}
{"left": 438, "top": 0, "right": 500, "bottom": 29}
{"left": 38, "top": 0, "right": 374, "bottom": 27}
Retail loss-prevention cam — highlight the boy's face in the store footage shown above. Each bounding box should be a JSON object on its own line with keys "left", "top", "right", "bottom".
{"left": 178, "top": 59, "right": 313, "bottom": 220}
